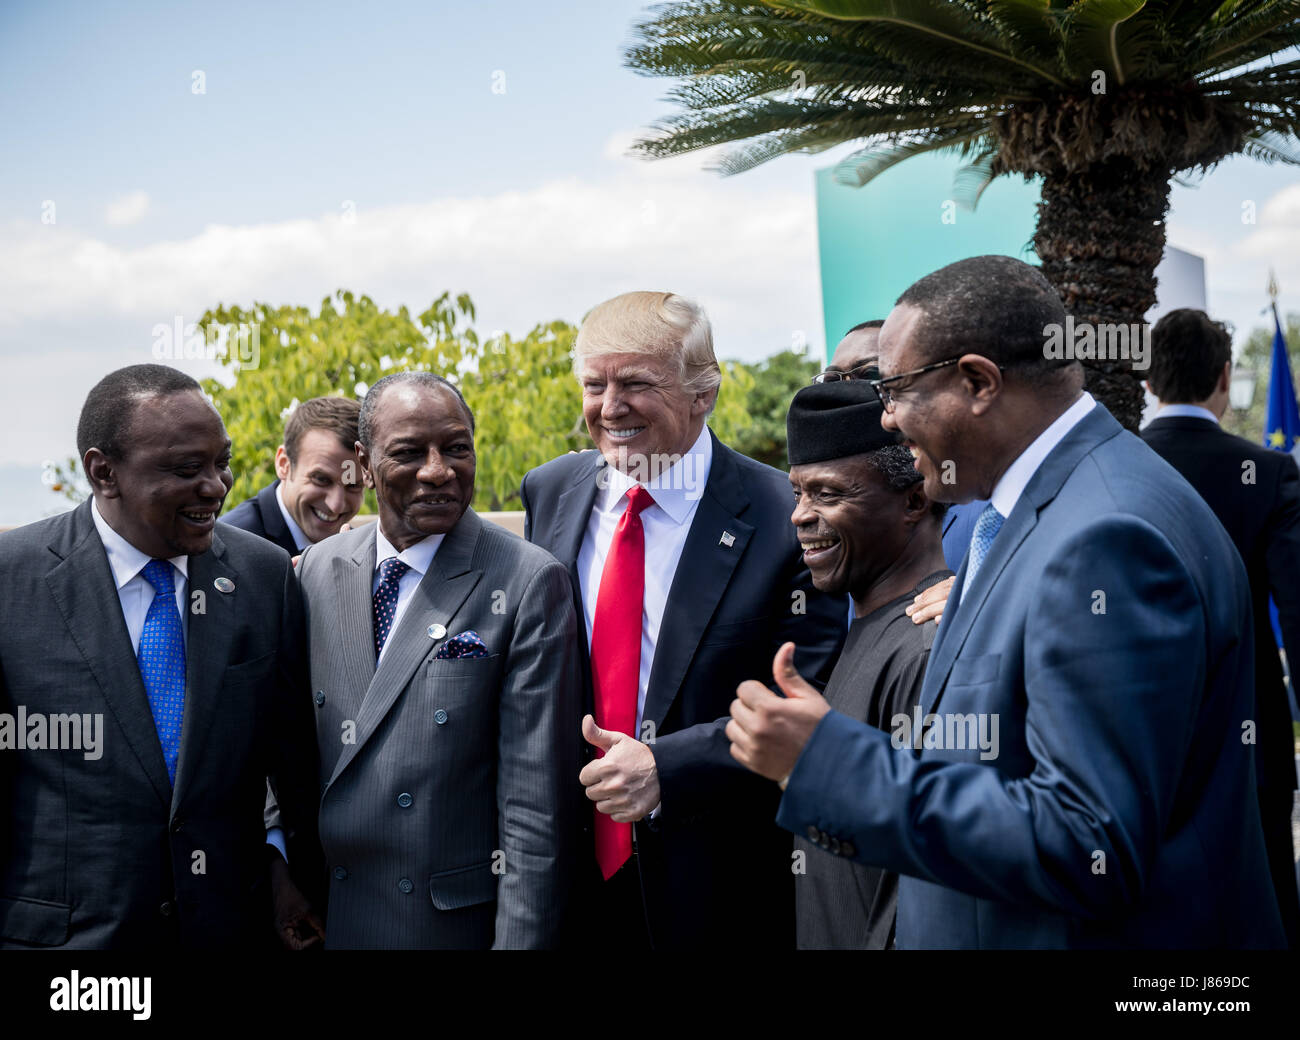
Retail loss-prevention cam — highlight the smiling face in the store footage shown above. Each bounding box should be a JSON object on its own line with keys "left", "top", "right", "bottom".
{"left": 89, "top": 389, "right": 233, "bottom": 559}
{"left": 789, "top": 454, "right": 912, "bottom": 599}
{"left": 357, "top": 383, "right": 475, "bottom": 551}
{"left": 578, "top": 352, "right": 713, "bottom": 474}
{"left": 876, "top": 303, "right": 978, "bottom": 504}
{"left": 275, "top": 428, "right": 364, "bottom": 543}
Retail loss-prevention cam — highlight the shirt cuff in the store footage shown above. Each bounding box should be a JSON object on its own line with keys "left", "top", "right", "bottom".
{"left": 265, "top": 826, "right": 288, "bottom": 863}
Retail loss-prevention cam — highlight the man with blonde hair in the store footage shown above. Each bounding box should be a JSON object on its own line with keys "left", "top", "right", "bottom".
{"left": 521, "top": 291, "right": 845, "bottom": 949}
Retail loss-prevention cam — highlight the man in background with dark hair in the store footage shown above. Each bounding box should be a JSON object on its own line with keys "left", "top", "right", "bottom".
{"left": 1142, "top": 307, "right": 1300, "bottom": 947}
{"left": 0, "top": 364, "right": 323, "bottom": 949}
{"left": 727, "top": 255, "right": 1283, "bottom": 948}
{"left": 223, "top": 395, "right": 364, "bottom": 554}
{"left": 784, "top": 380, "right": 951, "bottom": 948}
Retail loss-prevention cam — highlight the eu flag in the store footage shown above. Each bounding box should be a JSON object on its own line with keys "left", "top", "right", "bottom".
{"left": 1264, "top": 306, "right": 1300, "bottom": 452}
{"left": 1263, "top": 306, "right": 1297, "bottom": 653}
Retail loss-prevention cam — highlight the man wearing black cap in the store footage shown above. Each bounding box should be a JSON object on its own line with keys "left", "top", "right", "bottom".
{"left": 783, "top": 380, "right": 952, "bottom": 948}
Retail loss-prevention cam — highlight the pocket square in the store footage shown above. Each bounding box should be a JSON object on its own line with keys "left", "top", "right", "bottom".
{"left": 433, "top": 630, "right": 491, "bottom": 660}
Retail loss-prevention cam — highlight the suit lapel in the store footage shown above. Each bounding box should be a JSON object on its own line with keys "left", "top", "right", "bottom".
{"left": 257, "top": 480, "right": 298, "bottom": 556}
{"left": 643, "top": 436, "right": 752, "bottom": 730}
{"left": 921, "top": 403, "right": 1124, "bottom": 714}
{"left": 172, "top": 532, "right": 239, "bottom": 807}
{"left": 552, "top": 455, "right": 603, "bottom": 577}
{"left": 326, "top": 510, "right": 484, "bottom": 788}
{"left": 43, "top": 502, "right": 172, "bottom": 808}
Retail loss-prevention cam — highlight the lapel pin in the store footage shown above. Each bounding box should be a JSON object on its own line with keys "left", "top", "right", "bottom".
{"left": 427, "top": 624, "right": 447, "bottom": 639}
{"left": 213, "top": 577, "right": 235, "bottom": 594}
{"left": 719, "top": 531, "right": 735, "bottom": 548}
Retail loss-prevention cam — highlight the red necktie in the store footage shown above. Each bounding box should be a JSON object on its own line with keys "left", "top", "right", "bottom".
{"left": 590, "top": 484, "right": 654, "bottom": 880}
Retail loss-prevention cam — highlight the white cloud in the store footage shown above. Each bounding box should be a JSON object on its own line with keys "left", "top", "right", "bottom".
{"left": 0, "top": 163, "right": 824, "bottom": 467}
{"left": 103, "top": 190, "right": 150, "bottom": 227}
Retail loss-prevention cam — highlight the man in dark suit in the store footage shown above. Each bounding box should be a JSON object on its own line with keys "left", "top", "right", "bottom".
{"left": 727, "top": 257, "right": 1284, "bottom": 948}
{"left": 520, "top": 290, "right": 845, "bottom": 950}
{"left": 0, "top": 365, "right": 324, "bottom": 949}
{"left": 298, "top": 372, "right": 581, "bottom": 948}
{"left": 222, "top": 395, "right": 364, "bottom": 555}
{"left": 1142, "top": 307, "right": 1300, "bottom": 946}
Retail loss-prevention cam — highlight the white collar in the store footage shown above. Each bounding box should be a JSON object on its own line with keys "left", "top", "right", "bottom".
{"left": 989, "top": 392, "right": 1097, "bottom": 520}
{"left": 597, "top": 426, "right": 713, "bottom": 525}
{"left": 374, "top": 521, "right": 444, "bottom": 577}
{"left": 274, "top": 481, "right": 311, "bottom": 552}
{"left": 1155, "top": 403, "right": 1220, "bottom": 425}
{"left": 90, "top": 497, "right": 189, "bottom": 590}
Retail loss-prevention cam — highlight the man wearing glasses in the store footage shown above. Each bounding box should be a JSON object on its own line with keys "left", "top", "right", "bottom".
{"left": 816, "top": 319, "right": 982, "bottom": 624}
{"left": 726, "top": 254, "right": 1284, "bottom": 949}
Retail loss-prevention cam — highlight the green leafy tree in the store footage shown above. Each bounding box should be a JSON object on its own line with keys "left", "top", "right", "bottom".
{"left": 730, "top": 349, "right": 821, "bottom": 468}
{"left": 41, "top": 290, "right": 760, "bottom": 514}
{"left": 626, "top": 0, "right": 1300, "bottom": 430}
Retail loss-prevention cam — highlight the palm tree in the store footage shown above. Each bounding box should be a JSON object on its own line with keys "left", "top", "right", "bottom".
{"left": 626, "top": 0, "right": 1300, "bottom": 429}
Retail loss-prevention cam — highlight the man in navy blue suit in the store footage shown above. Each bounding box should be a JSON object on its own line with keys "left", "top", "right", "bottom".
{"left": 521, "top": 290, "right": 845, "bottom": 949}
{"left": 727, "top": 255, "right": 1284, "bottom": 948}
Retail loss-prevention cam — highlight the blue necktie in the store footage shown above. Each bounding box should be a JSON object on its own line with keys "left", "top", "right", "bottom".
{"left": 137, "top": 560, "right": 186, "bottom": 785}
{"left": 961, "top": 504, "right": 1005, "bottom": 600}
{"left": 373, "top": 557, "right": 411, "bottom": 661}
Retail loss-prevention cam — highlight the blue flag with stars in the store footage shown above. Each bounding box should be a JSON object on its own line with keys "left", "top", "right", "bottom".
{"left": 1264, "top": 306, "right": 1300, "bottom": 452}
{"left": 1263, "top": 306, "right": 1298, "bottom": 655}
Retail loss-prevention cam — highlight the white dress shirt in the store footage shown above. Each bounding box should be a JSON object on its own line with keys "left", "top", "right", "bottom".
{"left": 576, "top": 426, "right": 713, "bottom": 734}
{"left": 965, "top": 392, "right": 1097, "bottom": 599}
{"left": 1155, "top": 402, "right": 1219, "bottom": 425}
{"left": 372, "top": 522, "right": 445, "bottom": 664}
{"left": 90, "top": 498, "right": 189, "bottom": 652}
{"left": 275, "top": 482, "right": 311, "bottom": 552}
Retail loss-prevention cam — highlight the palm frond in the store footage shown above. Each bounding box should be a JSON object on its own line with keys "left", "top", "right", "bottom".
{"left": 1239, "top": 128, "right": 1300, "bottom": 163}
{"left": 951, "top": 146, "right": 1001, "bottom": 209}
{"left": 830, "top": 130, "right": 982, "bottom": 187}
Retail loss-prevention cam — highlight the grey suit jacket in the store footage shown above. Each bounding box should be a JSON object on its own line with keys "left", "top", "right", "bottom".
{"left": 0, "top": 500, "right": 323, "bottom": 949}
{"left": 297, "top": 509, "right": 582, "bottom": 949}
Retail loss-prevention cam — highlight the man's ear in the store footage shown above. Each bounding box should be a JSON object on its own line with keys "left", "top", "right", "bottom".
{"left": 693, "top": 385, "right": 719, "bottom": 419}
{"left": 355, "top": 440, "right": 377, "bottom": 490}
{"left": 1218, "top": 360, "right": 1231, "bottom": 395}
{"left": 274, "top": 445, "right": 291, "bottom": 481}
{"left": 83, "top": 448, "right": 118, "bottom": 499}
{"left": 903, "top": 484, "right": 930, "bottom": 525}
{"left": 959, "top": 354, "right": 1003, "bottom": 416}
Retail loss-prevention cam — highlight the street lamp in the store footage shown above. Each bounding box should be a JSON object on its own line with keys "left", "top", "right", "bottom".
{"left": 1229, "top": 364, "right": 1258, "bottom": 411}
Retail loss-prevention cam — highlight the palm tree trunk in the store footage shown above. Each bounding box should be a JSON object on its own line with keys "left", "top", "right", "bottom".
{"left": 1033, "top": 158, "right": 1172, "bottom": 431}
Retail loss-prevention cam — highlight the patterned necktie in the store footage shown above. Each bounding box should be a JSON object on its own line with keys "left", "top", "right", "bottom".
{"left": 137, "top": 560, "right": 186, "bottom": 786}
{"left": 961, "top": 503, "right": 1005, "bottom": 600}
{"left": 373, "top": 557, "right": 411, "bottom": 661}
{"left": 589, "top": 484, "right": 655, "bottom": 880}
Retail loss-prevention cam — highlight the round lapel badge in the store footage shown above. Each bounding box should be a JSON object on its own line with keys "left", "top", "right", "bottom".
{"left": 214, "top": 577, "right": 235, "bottom": 594}
{"left": 427, "top": 624, "right": 447, "bottom": 639}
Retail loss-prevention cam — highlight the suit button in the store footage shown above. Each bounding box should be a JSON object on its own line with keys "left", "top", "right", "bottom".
{"left": 841, "top": 842, "right": 856, "bottom": 858}
{"left": 315, "top": 691, "right": 326, "bottom": 706}
{"left": 398, "top": 878, "right": 414, "bottom": 894}
{"left": 170, "top": 818, "right": 184, "bottom": 834}
{"left": 159, "top": 901, "right": 175, "bottom": 917}
{"left": 397, "top": 792, "right": 413, "bottom": 808}
{"left": 818, "top": 834, "right": 831, "bottom": 850}
{"left": 333, "top": 867, "right": 348, "bottom": 881}
{"left": 806, "top": 825, "right": 820, "bottom": 842}
{"left": 829, "top": 837, "right": 841, "bottom": 855}
{"left": 434, "top": 709, "right": 448, "bottom": 725}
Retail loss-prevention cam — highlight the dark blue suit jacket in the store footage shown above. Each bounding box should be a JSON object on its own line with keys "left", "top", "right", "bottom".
{"left": 777, "top": 403, "right": 1285, "bottom": 948}
{"left": 520, "top": 432, "right": 846, "bottom": 949}
{"left": 940, "top": 500, "right": 986, "bottom": 573}
{"left": 220, "top": 480, "right": 299, "bottom": 557}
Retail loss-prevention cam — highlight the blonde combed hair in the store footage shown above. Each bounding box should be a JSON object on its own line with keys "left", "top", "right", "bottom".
{"left": 574, "top": 291, "right": 722, "bottom": 399}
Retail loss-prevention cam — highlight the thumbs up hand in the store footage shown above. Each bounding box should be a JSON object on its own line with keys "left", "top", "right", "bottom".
{"left": 579, "top": 715, "right": 661, "bottom": 823}
{"left": 726, "top": 642, "right": 831, "bottom": 785}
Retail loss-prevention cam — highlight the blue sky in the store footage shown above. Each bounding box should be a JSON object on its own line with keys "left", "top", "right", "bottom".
{"left": 2, "top": 0, "right": 1298, "bottom": 524}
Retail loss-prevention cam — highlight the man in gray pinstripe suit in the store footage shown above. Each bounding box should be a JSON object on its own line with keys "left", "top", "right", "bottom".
{"left": 297, "top": 371, "right": 582, "bottom": 948}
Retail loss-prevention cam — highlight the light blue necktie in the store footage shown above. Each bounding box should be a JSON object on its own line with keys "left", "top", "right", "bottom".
{"left": 137, "top": 559, "right": 186, "bottom": 785}
{"left": 961, "top": 504, "right": 1005, "bottom": 600}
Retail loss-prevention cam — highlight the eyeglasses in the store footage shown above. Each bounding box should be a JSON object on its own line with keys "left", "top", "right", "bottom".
{"left": 867, "top": 356, "right": 963, "bottom": 412}
{"left": 813, "top": 362, "right": 879, "bottom": 384}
